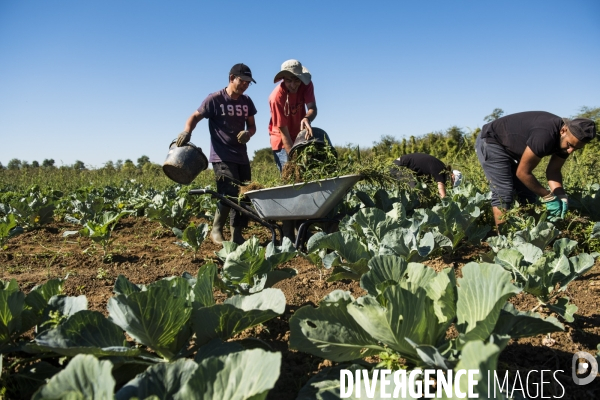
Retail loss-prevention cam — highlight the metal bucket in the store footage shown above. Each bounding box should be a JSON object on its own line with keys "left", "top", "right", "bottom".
{"left": 162, "top": 140, "right": 208, "bottom": 185}
{"left": 289, "top": 127, "right": 336, "bottom": 158}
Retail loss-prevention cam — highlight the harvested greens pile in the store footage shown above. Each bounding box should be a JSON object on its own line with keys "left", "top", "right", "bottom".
{"left": 280, "top": 141, "right": 396, "bottom": 188}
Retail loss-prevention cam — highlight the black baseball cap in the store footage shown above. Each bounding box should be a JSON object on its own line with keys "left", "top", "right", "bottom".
{"left": 230, "top": 63, "right": 256, "bottom": 84}
{"left": 564, "top": 118, "right": 596, "bottom": 143}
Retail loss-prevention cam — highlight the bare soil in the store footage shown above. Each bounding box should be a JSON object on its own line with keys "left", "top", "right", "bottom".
{"left": 1, "top": 217, "right": 599, "bottom": 399}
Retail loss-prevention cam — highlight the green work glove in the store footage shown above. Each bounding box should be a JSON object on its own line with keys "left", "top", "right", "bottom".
{"left": 558, "top": 196, "right": 569, "bottom": 219}
{"left": 541, "top": 194, "right": 562, "bottom": 221}
{"left": 176, "top": 131, "right": 191, "bottom": 146}
{"left": 237, "top": 130, "right": 250, "bottom": 144}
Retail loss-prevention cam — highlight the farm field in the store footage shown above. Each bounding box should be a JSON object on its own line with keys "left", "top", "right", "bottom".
{"left": 2, "top": 118, "right": 600, "bottom": 399}
{"left": 1, "top": 209, "right": 599, "bottom": 398}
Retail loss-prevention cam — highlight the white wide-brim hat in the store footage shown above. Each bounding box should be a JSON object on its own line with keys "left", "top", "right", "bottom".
{"left": 452, "top": 170, "right": 463, "bottom": 187}
{"left": 273, "top": 59, "right": 311, "bottom": 85}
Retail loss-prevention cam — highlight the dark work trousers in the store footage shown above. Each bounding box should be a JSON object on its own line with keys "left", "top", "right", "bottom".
{"left": 212, "top": 161, "right": 251, "bottom": 227}
{"left": 475, "top": 134, "right": 537, "bottom": 208}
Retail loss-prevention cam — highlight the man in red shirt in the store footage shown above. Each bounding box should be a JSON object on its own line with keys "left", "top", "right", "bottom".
{"left": 268, "top": 59, "right": 317, "bottom": 172}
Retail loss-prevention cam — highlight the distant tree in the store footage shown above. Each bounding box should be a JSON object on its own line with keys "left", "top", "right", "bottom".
{"left": 372, "top": 135, "right": 401, "bottom": 158}
{"left": 121, "top": 159, "right": 137, "bottom": 174}
{"left": 73, "top": 160, "right": 86, "bottom": 171}
{"left": 0, "top": 162, "right": 4, "bottom": 170}
{"left": 252, "top": 148, "right": 274, "bottom": 165}
{"left": 103, "top": 160, "right": 116, "bottom": 171}
{"left": 31, "top": 160, "right": 40, "bottom": 168}
{"left": 445, "top": 126, "right": 465, "bottom": 156}
{"left": 42, "top": 159, "right": 55, "bottom": 168}
{"left": 7, "top": 159, "right": 21, "bottom": 170}
{"left": 116, "top": 159, "right": 124, "bottom": 170}
{"left": 142, "top": 162, "right": 161, "bottom": 175}
{"left": 484, "top": 108, "right": 504, "bottom": 123}
{"left": 137, "top": 155, "right": 150, "bottom": 169}
{"left": 575, "top": 106, "right": 600, "bottom": 121}
{"left": 21, "top": 161, "right": 31, "bottom": 169}
{"left": 409, "top": 136, "right": 417, "bottom": 153}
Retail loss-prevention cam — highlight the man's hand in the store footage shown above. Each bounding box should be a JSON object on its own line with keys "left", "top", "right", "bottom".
{"left": 237, "top": 130, "right": 250, "bottom": 144}
{"left": 557, "top": 195, "right": 569, "bottom": 219}
{"left": 541, "top": 193, "right": 562, "bottom": 221}
{"left": 301, "top": 118, "right": 313, "bottom": 138}
{"left": 176, "top": 131, "right": 191, "bottom": 147}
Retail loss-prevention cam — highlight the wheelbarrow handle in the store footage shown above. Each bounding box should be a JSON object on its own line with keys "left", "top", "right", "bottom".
{"left": 189, "top": 188, "right": 212, "bottom": 196}
{"left": 188, "top": 188, "right": 283, "bottom": 245}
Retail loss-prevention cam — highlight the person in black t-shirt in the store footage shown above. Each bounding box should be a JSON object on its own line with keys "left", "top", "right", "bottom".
{"left": 392, "top": 153, "right": 462, "bottom": 198}
{"left": 476, "top": 111, "right": 596, "bottom": 228}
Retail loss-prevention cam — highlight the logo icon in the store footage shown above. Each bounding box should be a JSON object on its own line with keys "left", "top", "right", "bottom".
{"left": 572, "top": 351, "right": 598, "bottom": 385}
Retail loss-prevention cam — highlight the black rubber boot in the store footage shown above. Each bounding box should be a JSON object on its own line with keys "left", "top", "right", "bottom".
{"left": 282, "top": 220, "right": 296, "bottom": 243}
{"left": 231, "top": 225, "right": 246, "bottom": 245}
{"left": 210, "top": 203, "right": 230, "bottom": 245}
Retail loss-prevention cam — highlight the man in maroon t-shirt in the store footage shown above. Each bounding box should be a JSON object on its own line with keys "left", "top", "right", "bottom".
{"left": 476, "top": 111, "right": 596, "bottom": 229}
{"left": 176, "top": 63, "right": 257, "bottom": 245}
{"left": 268, "top": 59, "right": 317, "bottom": 172}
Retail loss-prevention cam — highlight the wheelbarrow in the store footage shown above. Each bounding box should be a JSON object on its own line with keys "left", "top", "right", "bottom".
{"left": 189, "top": 174, "right": 362, "bottom": 250}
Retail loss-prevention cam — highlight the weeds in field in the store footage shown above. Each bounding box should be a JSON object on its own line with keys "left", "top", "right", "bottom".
{"left": 96, "top": 268, "right": 110, "bottom": 280}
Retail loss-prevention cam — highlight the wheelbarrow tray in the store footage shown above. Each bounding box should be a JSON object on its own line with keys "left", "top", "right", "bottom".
{"left": 244, "top": 174, "right": 362, "bottom": 220}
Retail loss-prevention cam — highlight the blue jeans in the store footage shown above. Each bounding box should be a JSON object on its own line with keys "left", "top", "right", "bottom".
{"left": 475, "top": 135, "right": 536, "bottom": 208}
{"left": 272, "top": 149, "right": 288, "bottom": 173}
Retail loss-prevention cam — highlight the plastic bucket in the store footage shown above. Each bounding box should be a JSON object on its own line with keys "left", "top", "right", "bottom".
{"left": 162, "top": 140, "right": 208, "bottom": 185}
{"left": 289, "top": 127, "right": 336, "bottom": 158}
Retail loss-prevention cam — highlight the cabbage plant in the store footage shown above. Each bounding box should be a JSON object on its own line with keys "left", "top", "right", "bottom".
{"left": 569, "top": 182, "right": 600, "bottom": 220}
{"left": 290, "top": 257, "right": 563, "bottom": 368}
{"left": 0, "top": 278, "right": 66, "bottom": 350}
{"left": 3, "top": 186, "right": 57, "bottom": 229}
{"left": 305, "top": 206, "right": 452, "bottom": 281}
{"left": 173, "top": 222, "right": 209, "bottom": 256}
{"left": 32, "top": 349, "right": 281, "bottom": 400}
{"left": 2, "top": 268, "right": 287, "bottom": 398}
{"left": 215, "top": 236, "right": 298, "bottom": 294}
{"left": 75, "top": 210, "right": 132, "bottom": 259}
{"left": 145, "top": 193, "right": 193, "bottom": 230}
{"left": 0, "top": 214, "right": 23, "bottom": 249}
{"left": 64, "top": 191, "right": 108, "bottom": 225}
{"left": 297, "top": 339, "right": 509, "bottom": 400}
{"left": 494, "top": 238, "right": 596, "bottom": 322}
{"left": 431, "top": 198, "right": 491, "bottom": 250}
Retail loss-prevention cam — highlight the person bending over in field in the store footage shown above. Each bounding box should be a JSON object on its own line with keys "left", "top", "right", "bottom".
{"left": 176, "top": 63, "right": 257, "bottom": 245}
{"left": 475, "top": 111, "right": 596, "bottom": 230}
{"left": 268, "top": 59, "right": 317, "bottom": 173}
{"left": 391, "top": 153, "right": 462, "bottom": 198}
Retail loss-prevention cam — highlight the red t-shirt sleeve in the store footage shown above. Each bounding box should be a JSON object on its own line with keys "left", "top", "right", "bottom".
{"left": 270, "top": 86, "right": 289, "bottom": 129}
{"left": 304, "top": 82, "right": 315, "bottom": 104}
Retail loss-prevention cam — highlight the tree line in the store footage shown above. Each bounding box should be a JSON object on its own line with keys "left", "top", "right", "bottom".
{"left": 3, "top": 107, "right": 597, "bottom": 172}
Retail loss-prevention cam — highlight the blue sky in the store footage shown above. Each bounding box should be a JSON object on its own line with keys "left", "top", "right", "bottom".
{"left": 1, "top": 0, "right": 598, "bottom": 168}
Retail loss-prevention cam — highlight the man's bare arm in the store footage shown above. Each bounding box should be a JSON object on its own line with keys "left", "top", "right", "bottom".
{"left": 185, "top": 111, "right": 204, "bottom": 133}
{"left": 437, "top": 182, "right": 447, "bottom": 198}
{"left": 301, "top": 102, "right": 317, "bottom": 137}
{"left": 246, "top": 115, "right": 257, "bottom": 136}
{"left": 516, "top": 147, "right": 551, "bottom": 197}
{"left": 277, "top": 125, "right": 294, "bottom": 153}
{"left": 546, "top": 154, "right": 567, "bottom": 197}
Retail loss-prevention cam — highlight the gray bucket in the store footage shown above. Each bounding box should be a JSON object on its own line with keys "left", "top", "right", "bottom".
{"left": 289, "top": 127, "right": 336, "bottom": 158}
{"left": 162, "top": 140, "right": 208, "bottom": 185}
